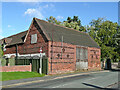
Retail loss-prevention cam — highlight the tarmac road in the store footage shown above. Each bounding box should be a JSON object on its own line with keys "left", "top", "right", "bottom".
{"left": 4, "top": 70, "right": 119, "bottom": 89}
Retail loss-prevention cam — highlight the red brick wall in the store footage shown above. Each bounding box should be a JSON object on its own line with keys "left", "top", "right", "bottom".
{"left": 4, "top": 22, "right": 48, "bottom": 56}
{"left": 0, "top": 63, "right": 32, "bottom": 72}
{"left": 48, "top": 41, "right": 76, "bottom": 74}
{"left": 88, "top": 47, "right": 101, "bottom": 70}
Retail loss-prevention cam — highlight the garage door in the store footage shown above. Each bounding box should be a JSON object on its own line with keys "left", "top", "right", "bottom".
{"left": 76, "top": 47, "right": 88, "bottom": 70}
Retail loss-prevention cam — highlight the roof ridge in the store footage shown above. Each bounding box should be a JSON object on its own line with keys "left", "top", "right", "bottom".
{"left": 35, "top": 18, "right": 88, "bottom": 35}
{"left": 2, "top": 30, "right": 28, "bottom": 40}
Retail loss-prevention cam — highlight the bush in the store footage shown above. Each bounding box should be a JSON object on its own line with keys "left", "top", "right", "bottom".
{"left": 9, "top": 58, "right": 15, "bottom": 66}
{"left": 1, "top": 58, "right": 6, "bottom": 66}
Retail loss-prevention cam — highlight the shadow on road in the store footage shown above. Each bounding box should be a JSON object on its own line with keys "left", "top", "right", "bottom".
{"left": 109, "top": 69, "right": 120, "bottom": 72}
{"left": 82, "top": 83, "right": 116, "bottom": 90}
{"left": 104, "top": 69, "right": 120, "bottom": 72}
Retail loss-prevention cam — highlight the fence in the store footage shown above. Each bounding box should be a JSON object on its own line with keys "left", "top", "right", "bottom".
{"left": 0, "top": 56, "right": 48, "bottom": 74}
{"left": 15, "top": 56, "right": 48, "bottom": 74}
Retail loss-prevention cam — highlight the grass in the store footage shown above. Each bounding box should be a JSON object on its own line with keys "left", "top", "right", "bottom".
{"left": 0, "top": 72, "right": 45, "bottom": 81}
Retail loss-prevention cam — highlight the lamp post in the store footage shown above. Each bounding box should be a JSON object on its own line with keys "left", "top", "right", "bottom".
{"left": 39, "top": 47, "right": 42, "bottom": 74}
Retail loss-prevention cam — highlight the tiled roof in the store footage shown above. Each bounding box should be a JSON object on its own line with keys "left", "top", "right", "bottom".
{"left": 35, "top": 18, "right": 100, "bottom": 48}
{"left": 0, "top": 30, "right": 28, "bottom": 46}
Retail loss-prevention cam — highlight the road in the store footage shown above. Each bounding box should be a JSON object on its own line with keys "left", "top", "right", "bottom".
{"left": 3, "top": 70, "right": 119, "bottom": 89}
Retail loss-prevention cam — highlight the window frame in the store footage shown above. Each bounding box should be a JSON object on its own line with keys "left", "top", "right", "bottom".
{"left": 31, "top": 34, "right": 37, "bottom": 44}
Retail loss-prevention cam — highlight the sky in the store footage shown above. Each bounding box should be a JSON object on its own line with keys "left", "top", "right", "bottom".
{"left": 1, "top": 2, "right": 118, "bottom": 39}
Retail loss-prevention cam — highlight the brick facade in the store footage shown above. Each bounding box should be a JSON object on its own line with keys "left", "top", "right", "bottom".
{"left": 4, "top": 22, "right": 48, "bottom": 57}
{"left": 88, "top": 47, "right": 101, "bottom": 70}
{"left": 0, "top": 63, "right": 32, "bottom": 72}
{"left": 48, "top": 41, "right": 76, "bottom": 74}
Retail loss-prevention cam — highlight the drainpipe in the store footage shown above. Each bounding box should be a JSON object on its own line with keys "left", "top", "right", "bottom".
{"left": 16, "top": 44, "right": 18, "bottom": 60}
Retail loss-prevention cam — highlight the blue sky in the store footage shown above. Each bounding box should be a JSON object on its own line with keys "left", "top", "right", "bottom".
{"left": 1, "top": 2, "right": 118, "bottom": 39}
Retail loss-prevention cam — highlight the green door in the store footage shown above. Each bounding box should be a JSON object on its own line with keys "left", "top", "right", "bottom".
{"left": 32, "top": 59, "right": 40, "bottom": 73}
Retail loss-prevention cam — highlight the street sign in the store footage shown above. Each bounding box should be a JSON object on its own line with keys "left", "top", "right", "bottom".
{"left": 40, "top": 47, "right": 42, "bottom": 53}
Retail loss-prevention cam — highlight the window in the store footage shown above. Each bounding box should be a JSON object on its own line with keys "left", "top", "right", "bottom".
{"left": 31, "top": 34, "right": 37, "bottom": 44}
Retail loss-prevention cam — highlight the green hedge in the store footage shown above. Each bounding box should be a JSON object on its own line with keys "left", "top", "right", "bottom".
{"left": 1, "top": 58, "right": 6, "bottom": 66}
{"left": 9, "top": 58, "right": 15, "bottom": 66}
{"left": 1, "top": 58, "right": 15, "bottom": 66}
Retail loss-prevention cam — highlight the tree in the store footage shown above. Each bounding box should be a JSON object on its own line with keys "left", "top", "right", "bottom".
{"left": 46, "top": 16, "right": 61, "bottom": 25}
{"left": 0, "top": 45, "right": 3, "bottom": 58}
{"left": 63, "top": 16, "right": 86, "bottom": 32}
{"left": 88, "top": 18, "right": 120, "bottom": 61}
{"left": 46, "top": 16, "right": 86, "bottom": 32}
{"left": 115, "top": 26, "right": 120, "bottom": 55}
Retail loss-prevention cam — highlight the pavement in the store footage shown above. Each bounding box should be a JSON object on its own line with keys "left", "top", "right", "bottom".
{"left": 1, "top": 69, "right": 120, "bottom": 89}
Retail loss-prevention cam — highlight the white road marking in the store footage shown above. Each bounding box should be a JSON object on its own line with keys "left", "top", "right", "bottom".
{"left": 84, "top": 77, "right": 99, "bottom": 82}
{"left": 52, "top": 83, "right": 72, "bottom": 88}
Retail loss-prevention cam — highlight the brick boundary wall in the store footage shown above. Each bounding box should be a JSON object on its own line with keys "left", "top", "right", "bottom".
{"left": 0, "top": 63, "right": 32, "bottom": 72}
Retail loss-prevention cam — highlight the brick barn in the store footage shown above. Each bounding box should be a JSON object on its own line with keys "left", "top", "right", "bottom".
{"left": 0, "top": 18, "right": 101, "bottom": 74}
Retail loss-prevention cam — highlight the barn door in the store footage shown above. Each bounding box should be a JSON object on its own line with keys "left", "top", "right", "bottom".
{"left": 76, "top": 48, "right": 88, "bottom": 70}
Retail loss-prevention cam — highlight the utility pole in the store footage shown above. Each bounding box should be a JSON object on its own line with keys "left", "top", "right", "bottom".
{"left": 51, "top": 29, "right": 54, "bottom": 73}
{"left": 39, "top": 47, "right": 42, "bottom": 74}
{"left": 61, "top": 36, "right": 63, "bottom": 59}
{"left": 15, "top": 44, "right": 18, "bottom": 64}
{"left": 61, "top": 36, "right": 63, "bottom": 70}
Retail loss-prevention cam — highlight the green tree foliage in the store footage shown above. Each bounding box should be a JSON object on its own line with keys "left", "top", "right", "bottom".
{"left": 0, "top": 45, "right": 6, "bottom": 66}
{"left": 88, "top": 18, "right": 120, "bottom": 61}
{"left": 46, "top": 16, "right": 86, "bottom": 32}
{"left": 46, "top": 16, "right": 61, "bottom": 25}
{"left": 63, "top": 16, "right": 86, "bottom": 32}
{"left": 0, "top": 45, "right": 3, "bottom": 58}
{"left": 115, "top": 27, "right": 120, "bottom": 55}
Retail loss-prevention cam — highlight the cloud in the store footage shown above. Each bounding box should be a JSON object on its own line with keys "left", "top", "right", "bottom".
{"left": 24, "top": 4, "right": 55, "bottom": 19}
{"left": 43, "top": 4, "right": 54, "bottom": 8}
{"left": 24, "top": 8, "right": 44, "bottom": 19}
{"left": 43, "top": 4, "right": 49, "bottom": 8}
{"left": 8, "top": 25, "right": 11, "bottom": 28}
{"left": 83, "top": 3, "right": 90, "bottom": 8}
{"left": 56, "top": 16, "right": 63, "bottom": 20}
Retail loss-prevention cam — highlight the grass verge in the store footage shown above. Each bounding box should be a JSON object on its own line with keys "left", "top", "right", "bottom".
{"left": 1, "top": 72, "right": 45, "bottom": 81}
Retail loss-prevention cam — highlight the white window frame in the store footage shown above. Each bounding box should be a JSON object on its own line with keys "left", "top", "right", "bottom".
{"left": 31, "top": 34, "right": 37, "bottom": 44}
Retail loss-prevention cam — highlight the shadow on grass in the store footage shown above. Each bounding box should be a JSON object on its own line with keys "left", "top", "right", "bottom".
{"left": 82, "top": 83, "right": 116, "bottom": 90}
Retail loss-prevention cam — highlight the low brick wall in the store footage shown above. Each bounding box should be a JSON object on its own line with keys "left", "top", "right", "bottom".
{"left": 0, "top": 63, "right": 32, "bottom": 72}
